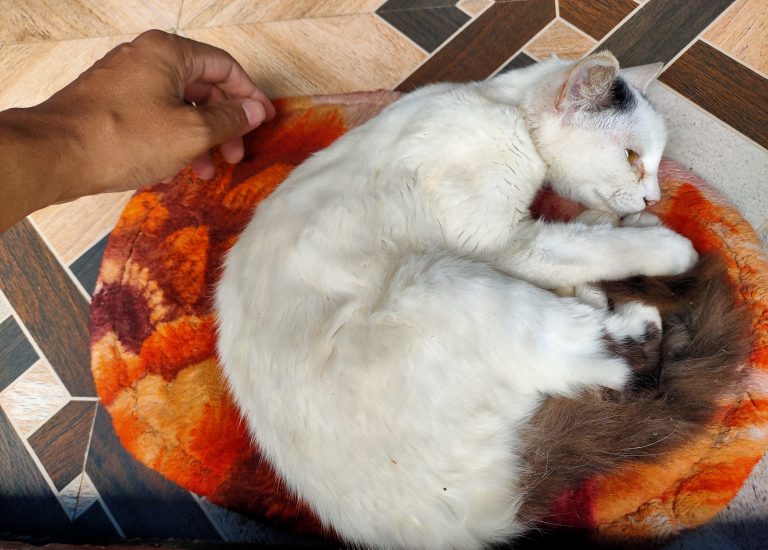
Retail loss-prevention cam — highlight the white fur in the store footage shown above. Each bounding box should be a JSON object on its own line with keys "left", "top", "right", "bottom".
{"left": 215, "top": 52, "right": 697, "bottom": 549}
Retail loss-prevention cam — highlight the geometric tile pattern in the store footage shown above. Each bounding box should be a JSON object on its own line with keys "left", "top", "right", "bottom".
{"left": 0, "top": 0, "right": 766, "bottom": 545}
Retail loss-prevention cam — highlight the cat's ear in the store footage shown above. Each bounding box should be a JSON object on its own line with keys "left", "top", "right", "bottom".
{"left": 555, "top": 51, "right": 619, "bottom": 113}
{"left": 619, "top": 62, "right": 664, "bottom": 94}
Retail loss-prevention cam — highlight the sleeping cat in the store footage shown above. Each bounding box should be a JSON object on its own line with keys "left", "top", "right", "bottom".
{"left": 214, "top": 52, "right": 743, "bottom": 548}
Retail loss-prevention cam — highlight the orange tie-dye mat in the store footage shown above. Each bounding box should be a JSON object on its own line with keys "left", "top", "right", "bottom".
{"left": 90, "top": 91, "right": 768, "bottom": 545}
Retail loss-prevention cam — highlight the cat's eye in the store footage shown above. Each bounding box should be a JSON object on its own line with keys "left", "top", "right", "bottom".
{"left": 624, "top": 149, "right": 639, "bottom": 165}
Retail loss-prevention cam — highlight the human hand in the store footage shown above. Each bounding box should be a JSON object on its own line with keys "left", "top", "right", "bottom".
{"left": 32, "top": 29, "right": 276, "bottom": 199}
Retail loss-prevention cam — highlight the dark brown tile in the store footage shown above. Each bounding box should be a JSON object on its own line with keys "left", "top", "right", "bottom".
{"left": 397, "top": 0, "right": 555, "bottom": 91}
{"left": 70, "top": 233, "right": 109, "bottom": 297}
{"left": 28, "top": 400, "right": 97, "bottom": 491}
{"left": 0, "top": 316, "right": 38, "bottom": 392}
{"left": 559, "top": 0, "right": 637, "bottom": 40}
{"left": 377, "top": 5, "right": 470, "bottom": 53}
{"left": 596, "top": 0, "right": 735, "bottom": 67}
{"left": 659, "top": 40, "right": 768, "bottom": 150}
{"left": 85, "top": 405, "right": 220, "bottom": 539}
{"left": 499, "top": 51, "right": 537, "bottom": 73}
{"left": 0, "top": 219, "right": 95, "bottom": 397}
{"left": 0, "top": 406, "right": 72, "bottom": 536}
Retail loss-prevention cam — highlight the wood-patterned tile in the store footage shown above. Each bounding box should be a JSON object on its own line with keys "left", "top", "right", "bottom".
{"left": 457, "top": 0, "right": 492, "bottom": 17}
{"left": 397, "top": 0, "right": 555, "bottom": 91}
{"left": 0, "top": 359, "right": 70, "bottom": 439}
{"left": 70, "top": 234, "right": 110, "bottom": 297}
{"left": 31, "top": 191, "right": 132, "bottom": 266}
{"left": 0, "top": 35, "right": 137, "bottom": 110}
{"left": 596, "top": 0, "right": 736, "bottom": 67}
{"left": 0, "top": 406, "right": 73, "bottom": 536}
{"left": 29, "top": 400, "right": 97, "bottom": 491}
{"left": 185, "top": 15, "right": 426, "bottom": 97}
{"left": 559, "top": 0, "right": 638, "bottom": 39}
{"left": 85, "top": 405, "right": 220, "bottom": 539}
{"left": 0, "top": 317, "right": 38, "bottom": 393}
{"left": 179, "top": 0, "right": 383, "bottom": 29}
{"left": 703, "top": 0, "right": 768, "bottom": 76}
{"left": 0, "top": 289, "right": 10, "bottom": 323}
{"left": 524, "top": 19, "right": 596, "bottom": 61}
{"left": 659, "top": 40, "right": 768, "bottom": 151}
{"left": 377, "top": 5, "right": 470, "bottom": 53}
{"left": 0, "top": 1, "right": 171, "bottom": 44}
{"left": 0, "top": 219, "right": 95, "bottom": 397}
{"left": 499, "top": 52, "right": 537, "bottom": 74}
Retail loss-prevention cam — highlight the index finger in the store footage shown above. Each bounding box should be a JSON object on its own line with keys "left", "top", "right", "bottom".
{"left": 173, "top": 34, "right": 276, "bottom": 120}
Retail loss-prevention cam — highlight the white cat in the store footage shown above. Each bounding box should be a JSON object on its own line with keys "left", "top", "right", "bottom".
{"left": 215, "top": 52, "right": 698, "bottom": 549}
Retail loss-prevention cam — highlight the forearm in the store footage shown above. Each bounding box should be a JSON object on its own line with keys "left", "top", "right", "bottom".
{"left": 0, "top": 107, "right": 82, "bottom": 231}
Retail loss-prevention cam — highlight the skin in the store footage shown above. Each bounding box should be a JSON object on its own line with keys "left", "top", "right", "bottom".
{"left": 0, "top": 29, "right": 276, "bottom": 232}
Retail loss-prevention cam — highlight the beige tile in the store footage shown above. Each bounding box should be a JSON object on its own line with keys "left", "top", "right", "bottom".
{"left": 0, "top": 34, "right": 137, "bottom": 110}
{"left": 0, "top": 289, "right": 10, "bottom": 324}
{"left": 179, "top": 0, "right": 383, "bottom": 29}
{"left": 704, "top": 0, "right": 768, "bottom": 76}
{"left": 185, "top": 15, "right": 426, "bottom": 97}
{"left": 60, "top": 472, "right": 99, "bottom": 519}
{"left": 524, "top": 19, "right": 596, "bottom": 61}
{"left": 0, "top": 0, "right": 173, "bottom": 44}
{"left": 30, "top": 191, "right": 133, "bottom": 265}
{"left": 457, "top": 0, "right": 492, "bottom": 17}
{"left": 0, "top": 359, "right": 69, "bottom": 438}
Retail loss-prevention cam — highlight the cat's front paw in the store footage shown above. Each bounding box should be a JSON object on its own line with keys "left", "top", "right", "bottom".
{"left": 643, "top": 227, "right": 699, "bottom": 275}
{"left": 622, "top": 211, "right": 662, "bottom": 228}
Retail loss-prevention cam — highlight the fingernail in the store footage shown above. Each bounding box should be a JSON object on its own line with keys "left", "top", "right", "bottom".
{"left": 241, "top": 98, "right": 265, "bottom": 127}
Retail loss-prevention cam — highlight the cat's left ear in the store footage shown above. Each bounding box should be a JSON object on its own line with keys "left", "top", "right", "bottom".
{"left": 619, "top": 62, "right": 664, "bottom": 94}
{"left": 555, "top": 51, "right": 620, "bottom": 113}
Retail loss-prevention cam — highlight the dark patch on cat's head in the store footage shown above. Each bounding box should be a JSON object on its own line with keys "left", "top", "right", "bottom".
{"left": 608, "top": 77, "right": 636, "bottom": 112}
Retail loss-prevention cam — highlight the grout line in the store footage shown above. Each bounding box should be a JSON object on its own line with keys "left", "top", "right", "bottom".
{"left": 656, "top": 0, "right": 740, "bottom": 71}
{"left": 0, "top": 396, "right": 72, "bottom": 521}
{"left": 457, "top": 0, "right": 494, "bottom": 19}
{"left": 699, "top": 37, "right": 768, "bottom": 81}
{"left": 192, "top": 492, "right": 228, "bottom": 541}
{"left": 70, "top": 396, "right": 99, "bottom": 401}
{"left": 555, "top": 0, "right": 560, "bottom": 19}
{"left": 73, "top": 227, "right": 111, "bottom": 267}
{"left": 80, "top": 470, "right": 126, "bottom": 537}
{"left": 488, "top": 18, "right": 557, "bottom": 77}
{"left": 586, "top": 0, "right": 644, "bottom": 53}
{"left": 71, "top": 405, "right": 99, "bottom": 520}
{"left": 0, "top": 298, "right": 74, "bottom": 405}
{"left": 26, "top": 216, "right": 92, "bottom": 303}
{"left": 557, "top": 15, "right": 600, "bottom": 45}
{"left": 656, "top": 81, "right": 768, "bottom": 155}
{"left": 392, "top": 6, "right": 485, "bottom": 87}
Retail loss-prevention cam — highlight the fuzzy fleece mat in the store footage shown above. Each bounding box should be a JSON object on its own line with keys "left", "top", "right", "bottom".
{"left": 89, "top": 91, "right": 768, "bottom": 545}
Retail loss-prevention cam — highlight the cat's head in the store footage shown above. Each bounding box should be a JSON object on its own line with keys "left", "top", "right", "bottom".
{"left": 527, "top": 51, "right": 666, "bottom": 216}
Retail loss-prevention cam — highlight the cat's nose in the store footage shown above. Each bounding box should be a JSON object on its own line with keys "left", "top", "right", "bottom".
{"left": 644, "top": 197, "right": 658, "bottom": 207}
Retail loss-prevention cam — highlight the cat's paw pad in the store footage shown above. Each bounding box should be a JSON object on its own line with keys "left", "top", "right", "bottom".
{"left": 607, "top": 301, "right": 662, "bottom": 341}
{"left": 574, "top": 284, "right": 608, "bottom": 309}
{"left": 576, "top": 209, "right": 621, "bottom": 227}
{"left": 622, "top": 211, "right": 662, "bottom": 228}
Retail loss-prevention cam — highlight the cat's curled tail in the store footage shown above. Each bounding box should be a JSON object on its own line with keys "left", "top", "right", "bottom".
{"left": 516, "top": 253, "right": 753, "bottom": 529}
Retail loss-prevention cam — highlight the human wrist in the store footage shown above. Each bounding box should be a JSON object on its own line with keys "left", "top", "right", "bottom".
{"left": 0, "top": 106, "right": 84, "bottom": 208}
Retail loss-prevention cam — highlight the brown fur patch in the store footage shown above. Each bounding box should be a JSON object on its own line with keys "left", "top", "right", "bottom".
{"left": 516, "top": 254, "right": 752, "bottom": 530}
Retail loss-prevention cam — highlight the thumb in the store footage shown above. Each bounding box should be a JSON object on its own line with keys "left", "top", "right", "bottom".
{"left": 194, "top": 98, "right": 267, "bottom": 147}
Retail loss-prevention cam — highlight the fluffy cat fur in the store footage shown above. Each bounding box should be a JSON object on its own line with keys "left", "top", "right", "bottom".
{"left": 215, "top": 52, "right": 744, "bottom": 548}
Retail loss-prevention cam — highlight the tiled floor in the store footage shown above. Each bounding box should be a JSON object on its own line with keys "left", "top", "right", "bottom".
{"left": 0, "top": 0, "right": 766, "bottom": 545}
